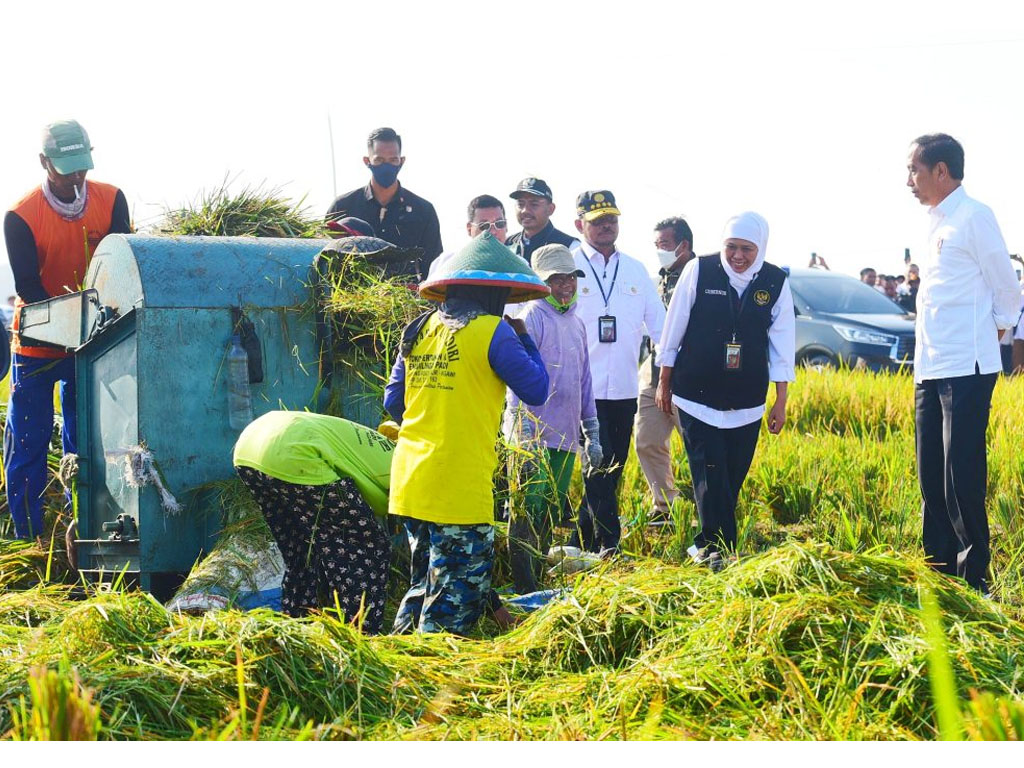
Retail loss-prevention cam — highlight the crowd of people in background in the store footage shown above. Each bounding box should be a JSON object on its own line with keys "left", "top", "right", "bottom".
{"left": 5, "top": 122, "right": 1023, "bottom": 635}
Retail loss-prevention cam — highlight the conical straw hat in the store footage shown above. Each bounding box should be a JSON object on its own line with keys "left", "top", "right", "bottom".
{"left": 419, "top": 232, "right": 550, "bottom": 303}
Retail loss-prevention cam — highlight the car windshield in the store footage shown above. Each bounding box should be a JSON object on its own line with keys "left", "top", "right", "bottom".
{"left": 791, "top": 276, "right": 906, "bottom": 315}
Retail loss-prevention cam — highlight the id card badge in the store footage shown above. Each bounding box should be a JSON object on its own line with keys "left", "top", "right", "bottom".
{"left": 598, "top": 315, "right": 617, "bottom": 343}
{"left": 724, "top": 342, "right": 743, "bottom": 370}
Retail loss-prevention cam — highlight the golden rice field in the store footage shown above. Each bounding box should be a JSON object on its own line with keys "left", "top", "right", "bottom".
{"left": 1, "top": 367, "right": 1023, "bottom": 740}
{"left": 1, "top": 189, "right": 1022, "bottom": 740}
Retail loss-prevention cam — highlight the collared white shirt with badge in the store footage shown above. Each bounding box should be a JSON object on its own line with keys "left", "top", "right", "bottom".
{"left": 916, "top": 185, "right": 1020, "bottom": 383}
{"left": 574, "top": 242, "right": 665, "bottom": 400}
{"left": 656, "top": 257, "right": 796, "bottom": 429}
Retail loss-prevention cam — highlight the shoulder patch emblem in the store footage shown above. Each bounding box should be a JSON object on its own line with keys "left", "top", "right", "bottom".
{"left": 753, "top": 290, "right": 771, "bottom": 306}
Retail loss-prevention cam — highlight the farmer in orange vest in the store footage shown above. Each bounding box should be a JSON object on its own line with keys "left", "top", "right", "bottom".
{"left": 3, "top": 120, "right": 131, "bottom": 540}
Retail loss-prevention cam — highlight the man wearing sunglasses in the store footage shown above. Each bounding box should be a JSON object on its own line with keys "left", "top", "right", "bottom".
{"left": 466, "top": 194, "right": 508, "bottom": 242}
{"left": 426, "top": 195, "right": 510, "bottom": 281}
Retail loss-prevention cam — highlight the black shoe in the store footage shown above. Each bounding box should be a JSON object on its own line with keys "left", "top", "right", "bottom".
{"left": 687, "top": 544, "right": 724, "bottom": 572}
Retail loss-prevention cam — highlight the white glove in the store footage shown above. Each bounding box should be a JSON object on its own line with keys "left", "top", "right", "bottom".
{"left": 581, "top": 417, "right": 603, "bottom": 472}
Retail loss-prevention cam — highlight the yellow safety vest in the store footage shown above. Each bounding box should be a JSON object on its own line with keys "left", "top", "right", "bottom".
{"left": 389, "top": 313, "right": 505, "bottom": 525}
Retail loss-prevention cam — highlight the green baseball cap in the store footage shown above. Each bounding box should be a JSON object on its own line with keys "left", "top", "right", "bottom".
{"left": 41, "top": 120, "right": 94, "bottom": 175}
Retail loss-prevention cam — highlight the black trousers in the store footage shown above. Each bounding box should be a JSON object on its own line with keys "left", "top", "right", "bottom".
{"left": 915, "top": 372, "right": 997, "bottom": 591}
{"left": 236, "top": 467, "right": 391, "bottom": 632}
{"left": 574, "top": 398, "right": 638, "bottom": 552}
{"left": 679, "top": 411, "right": 761, "bottom": 554}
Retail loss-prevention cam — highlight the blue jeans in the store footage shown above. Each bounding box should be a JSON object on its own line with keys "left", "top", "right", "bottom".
{"left": 3, "top": 354, "right": 76, "bottom": 539}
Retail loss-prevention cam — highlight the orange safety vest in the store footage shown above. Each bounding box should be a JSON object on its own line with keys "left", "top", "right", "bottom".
{"left": 9, "top": 181, "right": 120, "bottom": 358}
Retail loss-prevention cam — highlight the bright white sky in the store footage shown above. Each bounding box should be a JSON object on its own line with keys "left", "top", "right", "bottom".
{"left": 2, "top": 0, "right": 1022, "bottom": 300}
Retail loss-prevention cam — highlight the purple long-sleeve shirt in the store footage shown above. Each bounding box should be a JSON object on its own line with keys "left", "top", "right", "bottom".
{"left": 384, "top": 317, "right": 548, "bottom": 424}
{"left": 503, "top": 299, "right": 596, "bottom": 452}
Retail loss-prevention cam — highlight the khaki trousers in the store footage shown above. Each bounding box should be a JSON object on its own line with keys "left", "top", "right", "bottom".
{"left": 634, "top": 380, "right": 684, "bottom": 514}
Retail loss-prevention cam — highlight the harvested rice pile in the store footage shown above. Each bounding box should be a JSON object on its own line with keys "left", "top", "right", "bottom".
{"left": 2, "top": 542, "right": 1024, "bottom": 740}
{"left": 315, "top": 245, "right": 427, "bottom": 419}
{"left": 155, "top": 181, "right": 329, "bottom": 239}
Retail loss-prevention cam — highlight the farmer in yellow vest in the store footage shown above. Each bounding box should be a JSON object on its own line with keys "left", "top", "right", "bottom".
{"left": 233, "top": 411, "right": 393, "bottom": 633}
{"left": 385, "top": 231, "right": 550, "bottom": 634}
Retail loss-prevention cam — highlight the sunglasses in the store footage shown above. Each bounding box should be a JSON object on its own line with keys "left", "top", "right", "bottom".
{"left": 473, "top": 220, "right": 508, "bottom": 231}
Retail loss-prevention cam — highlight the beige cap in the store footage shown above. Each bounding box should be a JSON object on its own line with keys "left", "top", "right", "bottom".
{"left": 532, "top": 244, "right": 585, "bottom": 281}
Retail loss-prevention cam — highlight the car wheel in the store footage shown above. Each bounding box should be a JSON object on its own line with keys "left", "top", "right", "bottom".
{"left": 800, "top": 351, "right": 837, "bottom": 371}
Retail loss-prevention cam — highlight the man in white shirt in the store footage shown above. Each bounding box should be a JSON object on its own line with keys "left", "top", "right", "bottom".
{"left": 907, "top": 133, "right": 1020, "bottom": 593}
{"left": 571, "top": 190, "right": 665, "bottom": 554}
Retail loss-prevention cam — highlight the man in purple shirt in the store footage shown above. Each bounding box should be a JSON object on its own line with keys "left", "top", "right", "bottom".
{"left": 504, "top": 244, "right": 602, "bottom": 593}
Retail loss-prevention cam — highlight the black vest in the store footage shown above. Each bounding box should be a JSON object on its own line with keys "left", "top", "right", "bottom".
{"left": 672, "top": 255, "right": 786, "bottom": 410}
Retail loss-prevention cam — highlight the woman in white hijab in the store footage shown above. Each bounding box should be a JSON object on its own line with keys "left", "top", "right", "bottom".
{"left": 654, "top": 212, "right": 795, "bottom": 569}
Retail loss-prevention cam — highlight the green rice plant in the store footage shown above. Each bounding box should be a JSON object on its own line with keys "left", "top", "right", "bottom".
{"left": 6, "top": 659, "right": 101, "bottom": 740}
{"left": 921, "top": 585, "right": 964, "bottom": 740}
{"left": 962, "top": 691, "right": 1024, "bottom": 740}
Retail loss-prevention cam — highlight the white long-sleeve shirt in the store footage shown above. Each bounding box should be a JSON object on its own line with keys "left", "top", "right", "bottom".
{"left": 916, "top": 186, "right": 1020, "bottom": 383}
{"left": 656, "top": 257, "right": 796, "bottom": 428}
{"left": 574, "top": 242, "right": 665, "bottom": 400}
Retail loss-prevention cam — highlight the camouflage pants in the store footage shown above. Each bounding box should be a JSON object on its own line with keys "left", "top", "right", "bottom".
{"left": 393, "top": 519, "right": 494, "bottom": 635}
{"left": 237, "top": 467, "right": 391, "bottom": 633}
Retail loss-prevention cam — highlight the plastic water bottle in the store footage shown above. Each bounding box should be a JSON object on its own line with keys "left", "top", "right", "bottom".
{"left": 227, "top": 335, "right": 253, "bottom": 429}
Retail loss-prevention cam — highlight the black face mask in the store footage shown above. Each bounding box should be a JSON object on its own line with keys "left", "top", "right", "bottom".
{"left": 368, "top": 162, "right": 401, "bottom": 187}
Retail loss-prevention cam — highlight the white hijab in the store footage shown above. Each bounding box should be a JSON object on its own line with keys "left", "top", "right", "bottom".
{"left": 720, "top": 211, "right": 769, "bottom": 293}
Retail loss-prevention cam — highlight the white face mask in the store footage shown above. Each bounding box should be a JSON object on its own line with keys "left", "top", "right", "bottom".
{"left": 656, "top": 249, "right": 678, "bottom": 269}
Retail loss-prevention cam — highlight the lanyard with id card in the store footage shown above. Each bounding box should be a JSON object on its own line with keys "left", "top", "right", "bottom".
{"left": 724, "top": 284, "right": 753, "bottom": 371}
{"left": 586, "top": 256, "right": 620, "bottom": 343}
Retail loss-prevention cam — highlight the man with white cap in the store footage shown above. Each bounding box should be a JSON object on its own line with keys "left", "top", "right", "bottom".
{"left": 655, "top": 212, "right": 795, "bottom": 569}
{"left": 3, "top": 120, "right": 130, "bottom": 541}
{"left": 572, "top": 190, "right": 665, "bottom": 555}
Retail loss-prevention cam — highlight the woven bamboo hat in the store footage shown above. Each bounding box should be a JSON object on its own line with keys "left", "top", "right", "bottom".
{"left": 419, "top": 231, "right": 550, "bottom": 303}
